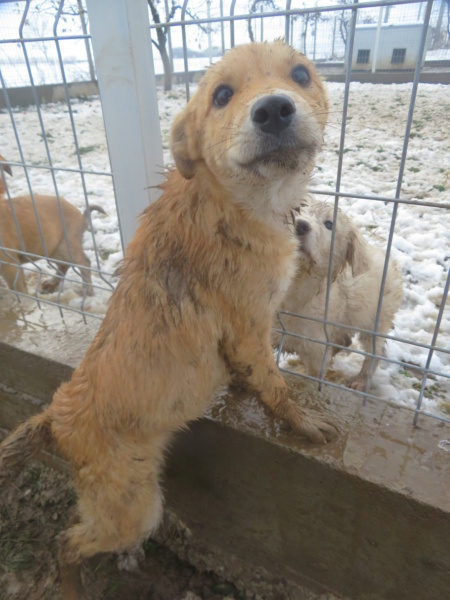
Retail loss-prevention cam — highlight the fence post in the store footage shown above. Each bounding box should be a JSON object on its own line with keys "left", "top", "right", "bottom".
{"left": 84, "top": 0, "right": 164, "bottom": 250}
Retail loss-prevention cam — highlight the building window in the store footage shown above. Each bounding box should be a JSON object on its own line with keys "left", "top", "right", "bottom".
{"left": 357, "top": 49, "right": 370, "bottom": 64}
{"left": 392, "top": 48, "right": 406, "bottom": 64}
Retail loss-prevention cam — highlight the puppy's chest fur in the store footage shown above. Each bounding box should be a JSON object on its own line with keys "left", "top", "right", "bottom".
{"left": 214, "top": 218, "right": 297, "bottom": 310}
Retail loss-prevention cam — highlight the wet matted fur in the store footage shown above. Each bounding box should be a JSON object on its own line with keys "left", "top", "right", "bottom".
{"left": 0, "top": 41, "right": 336, "bottom": 599}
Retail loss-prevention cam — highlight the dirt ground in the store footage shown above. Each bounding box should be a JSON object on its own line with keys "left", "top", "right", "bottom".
{"left": 0, "top": 461, "right": 345, "bottom": 600}
{"left": 0, "top": 461, "right": 249, "bottom": 600}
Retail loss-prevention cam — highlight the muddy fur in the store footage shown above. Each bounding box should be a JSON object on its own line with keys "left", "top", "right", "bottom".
{"left": 0, "top": 41, "right": 336, "bottom": 599}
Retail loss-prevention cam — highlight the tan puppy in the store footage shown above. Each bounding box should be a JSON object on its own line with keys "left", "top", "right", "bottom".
{"left": 0, "top": 42, "right": 335, "bottom": 598}
{"left": 275, "top": 202, "right": 403, "bottom": 391}
{"left": 0, "top": 161, "right": 105, "bottom": 295}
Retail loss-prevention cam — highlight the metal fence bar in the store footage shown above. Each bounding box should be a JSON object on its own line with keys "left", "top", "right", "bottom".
{"left": 311, "top": 188, "right": 450, "bottom": 211}
{"left": 147, "top": 0, "right": 426, "bottom": 31}
{"left": 277, "top": 311, "right": 450, "bottom": 357}
{"left": 414, "top": 268, "right": 450, "bottom": 425}
{"left": 1, "top": 3, "right": 114, "bottom": 319}
{"left": 53, "top": 0, "right": 114, "bottom": 307}
{"left": 369, "top": 0, "right": 434, "bottom": 412}
{"left": 0, "top": 247, "right": 114, "bottom": 278}
{"left": 18, "top": 2, "right": 72, "bottom": 265}
{"left": 230, "top": 0, "right": 237, "bottom": 47}
{"left": 181, "top": 0, "right": 191, "bottom": 101}
{"left": 279, "top": 364, "right": 450, "bottom": 425}
{"left": 276, "top": 329, "right": 449, "bottom": 383}
{"left": 1, "top": 161, "right": 111, "bottom": 178}
{"left": 285, "top": 0, "right": 292, "bottom": 43}
{"left": 0, "top": 68, "right": 47, "bottom": 306}
{"left": 317, "top": 0, "right": 359, "bottom": 386}
{"left": 85, "top": 0, "right": 164, "bottom": 249}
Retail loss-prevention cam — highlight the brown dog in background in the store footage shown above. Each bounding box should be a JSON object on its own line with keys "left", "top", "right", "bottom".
{"left": 275, "top": 201, "right": 403, "bottom": 391}
{"left": 0, "top": 157, "right": 105, "bottom": 296}
{"left": 0, "top": 41, "right": 336, "bottom": 598}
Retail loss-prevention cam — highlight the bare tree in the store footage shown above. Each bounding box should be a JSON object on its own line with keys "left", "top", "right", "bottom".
{"left": 147, "top": 0, "right": 177, "bottom": 92}
{"left": 295, "top": 6, "right": 327, "bottom": 56}
{"left": 432, "top": 0, "right": 450, "bottom": 49}
{"left": 247, "top": 0, "right": 278, "bottom": 43}
{"left": 11, "top": 0, "right": 95, "bottom": 83}
{"left": 148, "top": 0, "right": 215, "bottom": 92}
{"left": 337, "top": 0, "right": 375, "bottom": 45}
{"left": 336, "top": 0, "right": 352, "bottom": 45}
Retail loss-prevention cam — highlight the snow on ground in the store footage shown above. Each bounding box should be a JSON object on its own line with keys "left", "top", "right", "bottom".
{"left": 0, "top": 80, "right": 448, "bottom": 418}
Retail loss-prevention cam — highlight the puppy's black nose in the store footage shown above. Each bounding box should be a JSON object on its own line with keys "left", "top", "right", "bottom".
{"left": 251, "top": 95, "right": 296, "bottom": 135}
{"left": 295, "top": 219, "right": 311, "bottom": 237}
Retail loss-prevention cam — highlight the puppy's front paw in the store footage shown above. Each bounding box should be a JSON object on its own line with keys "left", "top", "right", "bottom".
{"left": 348, "top": 375, "right": 368, "bottom": 392}
{"left": 281, "top": 399, "right": 339, "bottom": 444}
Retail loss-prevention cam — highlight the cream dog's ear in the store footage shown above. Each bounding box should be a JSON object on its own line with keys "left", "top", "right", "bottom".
{"left": 346, "top": 228, "right": 370, "bottom": 277}
{"left": 170, "top": 108, "right": 201, "bottom": 180}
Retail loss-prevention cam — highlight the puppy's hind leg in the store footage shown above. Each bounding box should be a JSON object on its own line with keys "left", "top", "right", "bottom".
{"left": 57, "top": 447, "right": 164, "bottom": 599}
{"left": 74, "top": 250, "right": 94, "bottom": 296}
{"left": 348, "top": 332, "right": 381, "bottom": 392}
{"left": 41, "top": 264, "right": 69, "bottom": 293}
{"left": 0, "top": 260, "right": 27, "bottom": 294}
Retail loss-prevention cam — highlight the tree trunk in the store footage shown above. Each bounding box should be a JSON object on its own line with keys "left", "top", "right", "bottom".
{"left": 339, "top": 11, "right": 347, "bottom": 45}
{"left": 247, "top": 18, "right": 255, "bottom": 42}
{"left": 148, "top": 0, "right": 172, "bottom": 91}
{"left": 160, "top": 43, "right": 172, "bottom": 91}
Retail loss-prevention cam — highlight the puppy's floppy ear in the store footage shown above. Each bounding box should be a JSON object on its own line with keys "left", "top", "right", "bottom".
{"left": 170, "top": 108, "right": 201, "bottom": 180}
{"left": 346, "top": 228, "right": 370, "bottom": 277}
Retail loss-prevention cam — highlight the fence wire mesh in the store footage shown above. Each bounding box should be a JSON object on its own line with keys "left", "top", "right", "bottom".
{"left": 0, "top": 0, "right": 449, "bottom": 426}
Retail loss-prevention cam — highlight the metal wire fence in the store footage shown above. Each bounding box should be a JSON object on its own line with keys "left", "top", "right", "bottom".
{"left": 0, "top": 0, "right": 449, "bottom": 427}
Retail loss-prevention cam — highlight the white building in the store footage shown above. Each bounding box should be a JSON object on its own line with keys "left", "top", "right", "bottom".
{"left": 350, "top": 23, "right": 431, "bottom": 71}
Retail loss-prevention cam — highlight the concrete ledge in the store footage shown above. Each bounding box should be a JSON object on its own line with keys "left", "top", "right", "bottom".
{"left": 0, "top": 299, "right": 449, "bottom": 599}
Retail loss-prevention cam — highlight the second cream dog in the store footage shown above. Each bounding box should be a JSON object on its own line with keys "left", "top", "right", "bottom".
{"left": 276, "top": 202, "right": 403, "bottom": 391}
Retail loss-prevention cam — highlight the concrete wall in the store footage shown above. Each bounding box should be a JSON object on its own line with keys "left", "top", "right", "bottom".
{"left": 1, "top": 64, "right": 448, "bottom": 111}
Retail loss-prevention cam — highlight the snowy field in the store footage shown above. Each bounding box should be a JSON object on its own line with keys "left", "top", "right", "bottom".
{"left": 0, "top": 80, "right": 449, "bottom": 419}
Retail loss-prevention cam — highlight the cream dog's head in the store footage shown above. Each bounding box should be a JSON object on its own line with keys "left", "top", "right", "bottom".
{"left": 293, "top": 202, "right": 370, "bottom": 279}
{"left": 170, "top": 41, "right": 328, "bottom": 214}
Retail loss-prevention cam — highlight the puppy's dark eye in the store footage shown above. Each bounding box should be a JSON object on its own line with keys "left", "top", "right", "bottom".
{"left": 213, "top": 85, "right": 234, "bottom": 107}
{"left": 291, "top": 65, "right": 310, "bottom": 87}
{"left": 324, "top": 220, "right": 333, "bottom": 230}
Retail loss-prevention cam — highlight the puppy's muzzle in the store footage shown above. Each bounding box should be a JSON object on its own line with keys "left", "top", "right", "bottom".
{"left": 251, "top": 95, "right": 296, "bottom": 135}
{"left": 295, "top": 219, "right": 311, "bottom": 237}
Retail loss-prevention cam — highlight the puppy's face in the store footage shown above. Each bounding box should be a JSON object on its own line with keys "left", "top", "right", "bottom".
{"left": 171, "top": 42, "right": 328, "bottom": 187}
{"left": 293, "top": 203, "right": 369, "bottom": 279}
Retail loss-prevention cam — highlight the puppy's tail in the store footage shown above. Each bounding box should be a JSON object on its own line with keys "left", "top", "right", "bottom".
{"left": 0, "top": 408, "right": 53, "bottom": 485}
{"left": 0, "top": 153, "right": 12, "bottom": 197}
{"left": 82, "top": 204, "right": 107, "bottom": 230}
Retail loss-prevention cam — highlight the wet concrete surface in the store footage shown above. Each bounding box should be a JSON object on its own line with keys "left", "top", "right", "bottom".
{"left": 0, "top": 297, "right": 99, "bottom": 400}
{"left": 0, "top": 300, "right": 449, "bottom": 599}
{"left": 207, "top": 377, "right": 450, "bottom": 513}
